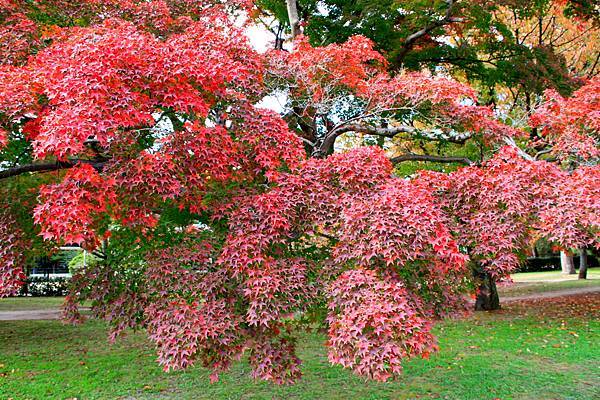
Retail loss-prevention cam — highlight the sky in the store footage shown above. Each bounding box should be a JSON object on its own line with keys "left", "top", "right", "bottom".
{"left": 243, "top": 18, "right": 289, "bottom": 113}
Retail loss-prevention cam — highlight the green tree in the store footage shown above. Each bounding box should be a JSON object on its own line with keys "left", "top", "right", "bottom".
{"left": 259, "top": 0, "right": 598, "bottom": 95}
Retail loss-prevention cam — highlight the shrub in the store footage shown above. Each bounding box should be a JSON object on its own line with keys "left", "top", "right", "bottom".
{"left": 19, "top": 276, "right": 70, "bottom": 297}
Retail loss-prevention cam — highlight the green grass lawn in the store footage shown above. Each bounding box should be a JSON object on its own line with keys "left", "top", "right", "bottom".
{"left": 0, "top": 296, "right": 67, "bottom": 311}
{"left": 512, "top": 268, "right": 600, "bottom": 283}
{"left": 499, "top": 268, "right": 600, "bottom": 297}
{"left": 1, "top": 293, "right": 599, "bottom": 400}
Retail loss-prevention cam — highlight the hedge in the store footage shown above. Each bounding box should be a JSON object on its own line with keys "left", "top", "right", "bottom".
{"left": 518, "top": 255, "right": 599, "bottom": 273}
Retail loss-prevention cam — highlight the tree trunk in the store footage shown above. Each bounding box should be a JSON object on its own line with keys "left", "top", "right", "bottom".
{"left": 560, "top": 251, "right": 576, "bottom": 274}
{"left": 530, "top": 243, "right": 538, "bottom": 258}
{"left": 286, "top": 0, "right": 301, "bottom": 38}
{"left": 578, "top": 247, "right": 588, "bottom": 280}
{"left": 473, "top": 266, "right": 500, "bottom": 311}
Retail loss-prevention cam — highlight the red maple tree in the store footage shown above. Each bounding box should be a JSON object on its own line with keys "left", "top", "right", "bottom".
{"left": 0, "top": 0, "right": 598, "bottom": 384}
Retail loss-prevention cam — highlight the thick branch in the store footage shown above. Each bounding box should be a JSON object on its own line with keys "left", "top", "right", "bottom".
{"left": 315, "top": 123, "right": 417, "bottom": 156}
{"left": 390, "top": 153, "right": 473, "bottom": 165}
{"left": 395, "top": 0, "right": 463, "bottom": 66}
{"left": 503, "top": 136, "right": 534, "bottom": 161}
{"left": 316, "top": 121, "right": 471, "bottom": 157}
{"left": 0, "top": 159, "right": 107, "bottom": 180}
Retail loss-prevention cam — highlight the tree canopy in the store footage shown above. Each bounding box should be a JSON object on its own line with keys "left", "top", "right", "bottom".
{"left": 259, "top": 0, "right": 599, "bottom": 92}
{"left": 0, "top": 0, "right": 598, "bottom": 384}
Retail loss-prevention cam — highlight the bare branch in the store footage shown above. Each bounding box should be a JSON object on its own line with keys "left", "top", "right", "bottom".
{"left": 534, "top": 148, "right": 553, "bottom": 160}
{"left": 503, "top": 136, "right": 534, "bottom": 161}
{"left": 327, "top": 107, "right": 415, "bottom": 135}
{"left": 315, "top": 123, "right": 416, "bottom": 157}
{"left": 315, "top": 117, "right": 475, "bottom": 157}
{"left": 298, "top": 136, "right": 316, "bottom": 147}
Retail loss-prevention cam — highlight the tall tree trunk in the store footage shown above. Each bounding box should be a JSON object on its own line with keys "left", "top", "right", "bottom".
{"left": 286, "top": 0, "right": 301, "bottom": 38}
{"left": 560, "top": 251, "right": 576, "bottom": 274}
{"left": 578, "top": 247, "right": 588, "bottom": 279}
{"left": 473, "top": 264, "right": 500, "bottom": 311}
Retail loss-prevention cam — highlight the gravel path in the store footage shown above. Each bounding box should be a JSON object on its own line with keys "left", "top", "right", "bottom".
{"left": 0, "top": 307, "right": 90, "bottom": 321}
{"left": 501, "top": 286, "right": 600, "bottom": 302}
{"left": 1, "top": 287, "right": 599, "bottom": 320}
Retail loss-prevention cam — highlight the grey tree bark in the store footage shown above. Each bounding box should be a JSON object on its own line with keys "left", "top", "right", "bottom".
{"left": 560, "top": 251, "right": 576, "bottom": 274}
{"left": 286, "top": 0, "right": 301, "bottom": 38}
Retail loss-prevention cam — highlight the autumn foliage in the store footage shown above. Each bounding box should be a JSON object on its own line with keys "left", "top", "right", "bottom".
{"left": 531, "top": 77, "right": 600, "bottom": 160}
{"left": 267, "top": 35, "right": 522, "bottom": 156}
{"left": 0, "top": 210, "right": 28, "bottom": 297}
{"left": 0, "top": 0, "right": 598, "bottom": 385}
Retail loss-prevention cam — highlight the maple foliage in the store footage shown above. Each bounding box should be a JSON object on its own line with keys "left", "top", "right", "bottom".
{"left": 267, "top": 35, "right": 522, "bottom": 157}
{"left": 0, "top": 210, "right": 28, "bottom": 297}
{"left": 526, "top": 76, "right": 600, "bottom": 249}
{"left": 48, "top": 145, "right": 474, "bottom": 383}
{"left": 214, "top": 146, "right": 471, "bottom": 380}
{"left": 3, "top": 17, "right": 263, "bottom": 159}
{"left": 0, "top": 1, "right": 39, "bottom": 65}
{"left": 34, "top": 164, "right": 116, "bottom": 249}
{"left": 538, "top": 165, "right": 600, "bottom": 249}
{"left": 327, "top": 268, "right": 436, "bottom": 382}
{"left": 420, "top": 147, "right": 556, "bottom": 279}
{"left": 418, "top": 147, "right": 599, "bottom": 281}
{"left": 267, "top": 35, "right": 386, "bottom": 104}
{"left": 0, "top": 2, "right": 309, "bottom": 382}
{"left": 530, "top": 77, "right": 600, "bottom": 160}
{"left": 0, "top": 64, "right": 35, "bottom": 120}
{"left": 0, "top": 0, "right": 598, "bottom": 386}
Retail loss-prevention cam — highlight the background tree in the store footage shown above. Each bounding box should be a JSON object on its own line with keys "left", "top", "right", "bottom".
{"left": 259, "top": 0, "right": 598, "bottom": 86}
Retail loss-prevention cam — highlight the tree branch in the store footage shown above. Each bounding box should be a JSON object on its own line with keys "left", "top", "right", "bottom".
{"left": 317, "top": 120, "right": 472, "bottom": 157}
{"left": 0, "top": 159, "right": 108, "bottom": 180}
{"left": 333, "top": 123, "right": 417, "bottom": 137}
{"left": 390, "top": 153, "right": 473, "bottom": 165}
{"left": 395, "top": 0, "right": 463, "bottom": 66}
{"left": 534, "top": 148, "right": 553, "bottom": 160}
{"left": 503, "top": 136, "right": 534, "bottom": 161}
{"left": 314, "top": 123, "right": 417, "bottom": 157}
